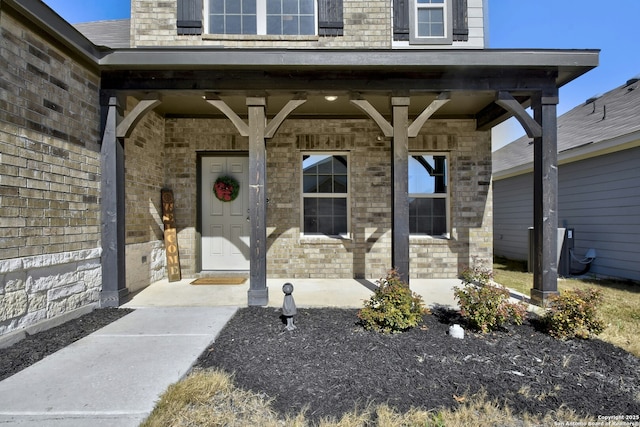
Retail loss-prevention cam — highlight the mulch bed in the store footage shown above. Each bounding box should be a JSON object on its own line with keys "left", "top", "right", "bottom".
{"left": 194, "top": 307, "right": 640, "bottom": 423}
{"left": 0, "top": 308, "right": 132, "bottom": 382}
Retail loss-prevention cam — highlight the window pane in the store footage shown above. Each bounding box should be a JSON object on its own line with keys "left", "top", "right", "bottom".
{"left": 417, "top": 8, "right": 444, "bottom": 37}
{"left": 267, "top": 0, "right": 281, "bottom": 14}
{"left": 209, "top": 0, "right": 256, "bottom": 34}
{"left": 334, "top": 175, "right": 347, "bottom": 193}
{"left": 243, "top": 15, "right": 257, "bottom": 33}
{"left": 303, "top": 155, "right": 348, "bottom": 194}
{"left": 303, "top": 175, "right": 317, "bottom": 193}
{"left": 299, "top": 16, "right": 314, "bottom": 34}
{"left": 226, "top": 15, "right": 242, "bottom": 34}
{"left": 302, "top": 155, "right": 348, "bottom": 235}
{"left": 304, "top": 198, "right": 347, "bottom": 235}
{"left": 409, "top": 198, "right": 447, "bottom": 235}
{"left": 300, "top": 0, "right": 314, "bottom": 14}
{"left": 242, "top": 0, "right": 256, "bottom": 13}
{"left": 210, "top": 15, "right": 224, "bottom": 33}
{"left": 283, "top": 0, "right": 298, "bottom": 14}
{"left": 409, "top": 155, "right": 447, "bottom": 194}
{"left": 226, "top": 0, "right": 240, "bottom": 13}
{"left": 317, "top": 175, "right": 332, "bottom": 192}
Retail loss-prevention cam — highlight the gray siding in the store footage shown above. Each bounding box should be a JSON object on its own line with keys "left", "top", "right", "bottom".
{"left": 493, "top": 146, "right": 640, "bottom": 281}
{"left": 493, "top": 173, "right": 533, "bottom": 261}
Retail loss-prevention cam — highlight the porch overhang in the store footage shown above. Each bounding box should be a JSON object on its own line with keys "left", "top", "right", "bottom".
{"left": 98, "top": 47, "right": 598, "bottom": 307}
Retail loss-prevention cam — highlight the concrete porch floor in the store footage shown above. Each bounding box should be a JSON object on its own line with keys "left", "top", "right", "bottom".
{"left": 121, "top": 278, "right": 462, "bottom": 309}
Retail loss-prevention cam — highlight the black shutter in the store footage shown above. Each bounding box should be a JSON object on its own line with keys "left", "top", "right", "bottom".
{"left": 393, "top": 0, "right": 409, "bottom": 41}
{"left": 177, "top": 0, "right": 203, "bottom": 35}
{"left": 452, "top": 0, "right": 469, "bottom": 41}
{"left": 318, "top": 0, "right": 343, "bottom": 36}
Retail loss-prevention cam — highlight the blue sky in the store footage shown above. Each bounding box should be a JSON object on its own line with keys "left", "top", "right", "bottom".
{"left": 43, "top": 0, "right": 638, "bottom": 150}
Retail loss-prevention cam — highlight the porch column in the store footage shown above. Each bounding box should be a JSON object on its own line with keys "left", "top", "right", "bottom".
{"left": 100, "top": 96, "right": 128, "bottom": 306}
{"left": 531, "top": 90, "right": 560, "bottom": 305}
{"left": 247, "top": 97, "right": 269, "bottom": 305}
{"left": 391, "top": 97, "right": 410, "bottom": 283}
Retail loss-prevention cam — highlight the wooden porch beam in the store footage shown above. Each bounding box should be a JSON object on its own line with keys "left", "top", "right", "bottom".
{"left": 100, "top": 96, "right": 128, "bottom": 306}
{"left": 530, "top": 91, "right": 560, "bottom": 306}
{"left": 392, "top": 97, "right": 410, "bottom": 284}
{"left": 247, "top": 97, "right": 269, "bottom": 306}
{"left": 116, "top": 95, "right": 162, "bottom": 138}
{"left": 205, "top": 94, "right": 250, "bottom": 137}
{"left": 407, "top": 92, "right": 450, "bottom": 137}
{"left": 495, "top": 91, "right": 542, "bottom": 138}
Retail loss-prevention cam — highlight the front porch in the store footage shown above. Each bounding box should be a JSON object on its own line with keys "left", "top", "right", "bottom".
{"left": 121, "top": 278, "right": 462, "bottom": 309}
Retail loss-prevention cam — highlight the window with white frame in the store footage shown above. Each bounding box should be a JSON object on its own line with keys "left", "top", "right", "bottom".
{"left": 302, "top": 154, "right": 349, "bottom": 236}
{"left": 409, "top": 0, "right": 452, "bottom": 44}
{"left": 208, "top": 0, "right": 316, "bottom": 35}
{"left": 408, "top": 154, "right": 448, "bottom": 236}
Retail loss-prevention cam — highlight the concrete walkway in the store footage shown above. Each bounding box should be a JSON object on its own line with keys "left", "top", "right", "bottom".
{"left": 121, "top": 277, "right": 461, "bottom": 309}
{"left": 0, "top": 278, "right": 461, "bottom": 426}
{"left": 0, "top": 306, "right": 237, "bottom": 427}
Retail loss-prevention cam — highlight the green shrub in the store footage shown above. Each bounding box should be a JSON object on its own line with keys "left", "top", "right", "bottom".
{"left": 454, "top": 265, "right": 528, "bottom": 333}
{"left": 357, "top": 269, "right": 428, "bottom": 333}
{"left": 543, "top": 288, "right": 605, "bottom": 339}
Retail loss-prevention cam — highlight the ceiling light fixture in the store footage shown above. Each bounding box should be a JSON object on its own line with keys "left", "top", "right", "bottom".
{"left": 324, "top": 95, "right": 338, "bottom": 102}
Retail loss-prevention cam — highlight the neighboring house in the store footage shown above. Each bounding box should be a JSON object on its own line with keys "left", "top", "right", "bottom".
{"left": 493, "top": 76, "right": 640, "bottom": 282}
{"left": 0, "top": 0, "right": 597, "bottom": 339}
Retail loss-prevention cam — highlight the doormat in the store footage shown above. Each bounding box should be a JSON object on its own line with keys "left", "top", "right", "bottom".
{"left": 190, "top": 277, "right": 247, "bottom": 285}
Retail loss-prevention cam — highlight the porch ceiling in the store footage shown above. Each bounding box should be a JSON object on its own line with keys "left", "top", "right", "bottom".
{"left": 143, "top": 91, "right": 496, "bottom": 119}
{"left": 100, "top": 48, "right": 599, "bottom": 126}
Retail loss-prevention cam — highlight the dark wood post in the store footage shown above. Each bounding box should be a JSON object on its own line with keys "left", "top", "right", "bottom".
{"left": 531, "top": 90, "right": 559, "bottom": 305}
{"left": 391, "top": 96, "right": 410, "bottom": 284}
{"left": 100, "top": 96, "right": 128, "bottom": 306}
{"left": 247, "top": 97, "right": 269, "bottom": 305}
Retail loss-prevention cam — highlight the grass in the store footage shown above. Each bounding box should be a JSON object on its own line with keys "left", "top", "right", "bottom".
{"left": 141, "top": 258, "right": 639, "bottom": 426}
{"left": 142, "top": 369, "right": 593, "bottom": 427}
{"left": 493, "top": 256, "right": 640, "bottom": 357}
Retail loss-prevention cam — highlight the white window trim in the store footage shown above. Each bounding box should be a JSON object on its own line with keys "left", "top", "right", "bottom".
{"left": 300, "top": 152, "right": 351, "bottom": 239}
{"left": 204, "top": 0, "right": 318, "bottom": 36}
{"left": 409, "top": 152, "right": 450, "bottom": 238}
{"left": 409, "top": 0, "right": 452, "bottom": 45}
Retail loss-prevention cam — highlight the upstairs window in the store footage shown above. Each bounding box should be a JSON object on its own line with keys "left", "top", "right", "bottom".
{"left": 409, "top": 0, "right": 452, "bottom": 44}
{"left": 302, "top": 154, "right": 349, "bottom": 236}
{"left": 207, "top": 0, "right": 317, "bottom": 35}
{"left": 394, "top": 0, "right": 467, "bottom": 44}
{"left": 408, "top": 154, "right": 449, "bottom": 236}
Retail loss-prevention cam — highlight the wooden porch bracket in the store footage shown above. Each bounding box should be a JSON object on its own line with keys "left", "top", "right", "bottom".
{"left": 265, "top": 94, "right": 307, "bottom": 138}
{"left": 205, "top": 93, "right": 250, "bottom": 136}
{"left": 407, "top": 92, "right": 451, "bottom": 137}
{"left": 116, "top": 94, "right": 162, "bottom": 138}
{"left": 350, "top": 94, "right": 394, "bottom": 137}
{"left": 495, "top": 91, "right": 542, "bottom": 138}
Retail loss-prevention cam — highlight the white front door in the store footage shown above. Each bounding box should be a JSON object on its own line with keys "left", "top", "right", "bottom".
{"left": 201, "top": 156, "right": 250, "bottom": 270}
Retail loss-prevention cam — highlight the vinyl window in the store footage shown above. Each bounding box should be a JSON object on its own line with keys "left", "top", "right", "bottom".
{"left": 408, "top": 154, "right": 449, "bottom": 236}
{"left": 302, "top": 153, "right": 349, "bottom": 236}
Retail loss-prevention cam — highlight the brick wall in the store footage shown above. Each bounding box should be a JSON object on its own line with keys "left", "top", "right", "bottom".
{"left": 131, "top": 0, "right": 486, "bottom": 49}
{"left": 123, "top": 98, "right": 167, "bottom": 291}
{"left": 163, "top": 117, "right": 491, "bottom": 279}
{"left": 0, "top": 11, "right": 102, "bottom": 337}
{"left": 132, "top": 0, "right": 391, "bottom": 48}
